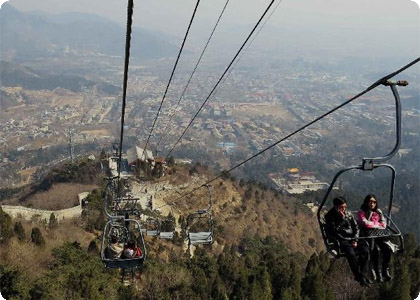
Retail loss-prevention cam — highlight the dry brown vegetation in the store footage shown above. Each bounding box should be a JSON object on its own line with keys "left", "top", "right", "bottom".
{"left": 0, "top": 217, "right": 96, "bottom": 284}
{"left": 5, "top": 183, "right": 98, "bottom": 210}
{"left": 0, "top": 161, "right": 324, "bottom": 288}
{"left": 163, "top": 165, "right": 324, "bottom": 257}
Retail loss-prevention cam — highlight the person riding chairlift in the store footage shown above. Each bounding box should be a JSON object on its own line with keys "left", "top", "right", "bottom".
{"left": 325, "top": 197, "right": 370, "bottom": 286}
{"left": 358, "top": 194, "right": 395, "bottom": 282}
{"left": 106, "top": 236, "right": 124, "bottom": 259}
{"left": 122, "top": 240, "right": 142, "bottom": 258}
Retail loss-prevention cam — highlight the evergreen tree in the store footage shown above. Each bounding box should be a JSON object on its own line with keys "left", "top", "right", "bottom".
{"left": 13, "top": 221, "right": 25, "bottom": 241}
{"left": 402, "top": 233, "right": 420, "bottom": 299}
{"left": 281, "top": 288, "right": 294, "bottom": 300}
{"left": 48, "top": 213, "right": 58, "bottom": 230}
{"left": 30, "top": 242, "right": 119, "bottom": 299}
{"left": 0, "top": 265, "right": 29, "bottom": 299}
{"left": 259, "top": 269, "right": 273, "bottom": 300}
{"left": 288, "top": 260, "right": 302, "bottom": 300}
{"left": 388, "top": 258, "right": 411, "bottom": 300}
{"left": 0, "top": 207, "right": 13, "bottom": 243}
{"left": 301, "top": 254, "right": 327, "bottom": 300}
{"left": 30, "top": 227, "right": 45, "bottom": 247}
{"left": 87, "top": 239, "right": 99, "bottom": 255}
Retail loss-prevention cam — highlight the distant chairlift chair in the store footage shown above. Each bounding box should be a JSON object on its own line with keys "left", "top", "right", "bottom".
{"left": 186, "top": 185, "right": 214, "bottom": 246}
{"left": 159, "top": 218, "right": 175, "bottom": 240}
{"left": 146, "top": 217, "right": 160, "bottom": 237}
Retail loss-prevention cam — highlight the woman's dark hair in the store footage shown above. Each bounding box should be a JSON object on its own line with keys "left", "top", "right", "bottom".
{"left": 333, "top": 197, "right": 346, "bottom": 207}
{"left": 360, "top": 194, "right": 378, "bottom": 212}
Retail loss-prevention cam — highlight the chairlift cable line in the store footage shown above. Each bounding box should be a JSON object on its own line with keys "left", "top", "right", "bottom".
{"left": 117, "top": 0, "right": 134, "bottom": 196}
{"left": 217, "top": 0, "right": 283, "bottom": 92}
{"left": 170, "top": 57, "right": 420, "bottom": 203}
{"left": 156, "top": 0, "right": 231, "bottom": 149}
{"left": 142, "top": 0, "right": 201, "bottom": 159}
{"left": 165, "top": 0, "right": 279, "bottom": 159}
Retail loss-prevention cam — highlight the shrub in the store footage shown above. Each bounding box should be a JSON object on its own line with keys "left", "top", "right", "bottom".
{"left": 30, "top": 227, "right": 45, "bottom": 247}
{"left": 0, "top": 207, "right": 13, "bottom": 243}
{"left": 48, "top": 213, "right": 58, "bottom": 230}
{"left": 14, "top": 221, "right": 25, "bottom": 241}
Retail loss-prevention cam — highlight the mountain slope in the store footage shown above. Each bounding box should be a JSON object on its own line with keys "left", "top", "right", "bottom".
{"left": 0, "top": 61, "right": 120, "bottom": 93}
{"left": 0, "top": 3, "right": 178, "bottom": 61}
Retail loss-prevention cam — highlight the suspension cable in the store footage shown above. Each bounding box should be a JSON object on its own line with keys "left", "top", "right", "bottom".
{"left": 117, "top": 0, "right": 134, "bottom": 191}
{"left": 142, "top": 0, "right": 201, "bottom": 159}
{"left": 156, "top": 0, "right": 231, "bottom": 149}
{"left": 165, "top": 0, "right": 279, "bottom": 159}
{"left": 170, "top": 57, "right": 420, "bottom": 202}
{"left": 217, "top": 0, "right": 283, "bottom": 93}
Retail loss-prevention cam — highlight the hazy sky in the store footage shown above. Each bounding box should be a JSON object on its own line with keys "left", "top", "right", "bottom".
{"left": 2, "top": 0, "right": 420, "bottom": 62}
{"left": 6, "top": 0, "right": 419, "bottom": 32}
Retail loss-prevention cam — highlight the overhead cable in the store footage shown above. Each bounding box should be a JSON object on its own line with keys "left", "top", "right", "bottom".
{"left": 171, "top": 57, "right": 420, "bottom": 202}
{"left": 156, "top": 0, "right": 231, "bottom": 149}
{"left": 165, "top": 0, "right": 280, "bottom": 159}
{"left": 117, "top": 0, "right": 134, "bottom": 188}
{"left": 142, "top": 0, "right": 201, "bottom": 159}
{"left": 217, "top": 0, "right": 283, "bottom": 92}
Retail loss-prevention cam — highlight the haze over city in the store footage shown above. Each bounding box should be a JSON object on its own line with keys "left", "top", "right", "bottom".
{"left": 5, "top": 0, "right": 420, "bottom": 62}
{"left": 0, "top": 0, "right": 420, "bottom": 299}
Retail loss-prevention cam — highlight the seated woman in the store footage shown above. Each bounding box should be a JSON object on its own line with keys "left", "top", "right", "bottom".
{"left": 122, "top": 240, "right": 142, "bottom": 258}
{"left": 357, "top": 194, "right": 393, "bottom": 282}
{"left": 105, "top": 236, "right": 124, "bottom": 259}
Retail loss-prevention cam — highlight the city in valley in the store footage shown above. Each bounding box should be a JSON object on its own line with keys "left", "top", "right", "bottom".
{"left": 1, "top": 52, "right": 418, "bottom": 194}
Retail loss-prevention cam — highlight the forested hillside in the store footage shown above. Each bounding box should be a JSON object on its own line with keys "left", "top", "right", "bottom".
{"left": 0, "top": 157, "right": 419, "bottom": 299}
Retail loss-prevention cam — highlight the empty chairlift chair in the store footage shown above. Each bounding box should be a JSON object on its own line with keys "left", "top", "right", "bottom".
{"left": 186, "top": 185, "right": 214, "bottom": 246}
{"left": 159, "top": 218, "right": 175, "bottom": 240}
{"left": 186, "top": 209, "right": 214, "bottom": 246}
{"left": 146, "top": 217, "right": 160, "bottom": 237}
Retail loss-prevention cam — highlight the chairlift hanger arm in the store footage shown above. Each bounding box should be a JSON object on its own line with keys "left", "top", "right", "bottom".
{"left": 206, "top": 184, "right": 213, "bottom": 211}
{"left": 363, "top": 80, "right": 407, "bottom": 167}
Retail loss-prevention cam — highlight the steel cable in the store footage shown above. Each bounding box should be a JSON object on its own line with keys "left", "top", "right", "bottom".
{"left": 142, "top": 0, "right": 201, "bottom": 159}
{"left": 165, "top": 0, "right": 280, "bottom": 159}
{"left": 170, "top": 57, "right": 420, "bottom": 202}
{"left": 156, "top": 0, "right": 231, "bottom": 150}
{"left": 117, "top": 0, "right": 134, "bottom": 196}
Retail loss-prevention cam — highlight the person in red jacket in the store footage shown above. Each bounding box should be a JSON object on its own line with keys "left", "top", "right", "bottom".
{"left": 358, "top": 194, "right": 393, "bottom": 282}
{"left": 122, "top": 240, "right": 142, "bottom": 258}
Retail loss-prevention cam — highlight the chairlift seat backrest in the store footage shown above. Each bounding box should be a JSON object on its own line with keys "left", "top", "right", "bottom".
{"left": 188, "top": 231, "right": 213, "bottom": 245}
{"left": 159, "top": 231, "right": 174, "bottom": 240}
{"left": 146, "top": 230, "right": 159, "bottom": 236}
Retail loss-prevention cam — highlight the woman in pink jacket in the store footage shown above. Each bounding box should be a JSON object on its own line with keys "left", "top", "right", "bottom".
{"left": 358, "top": 194, "right": 393, "bottom": 282}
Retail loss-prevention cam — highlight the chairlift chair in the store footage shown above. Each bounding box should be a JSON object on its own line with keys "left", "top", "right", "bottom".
{"left": 101, "top": 218, "right": 146, "bottom": 269}
{"left": 186, "top": 209, "right": 214, "bottom": 246}
{"left": 146, "top": 217, "right": 160, "bottom": 236}
{"left": 104, "top": 179, "right": 140, "bottom": 217}
{"left": 186, "top": 185, "right": 214, "bottom": 246}
{"left": 159, "top": 218, "right": 175, "bottom": 240}
{"left": 317, "top": 80, "right": 407, "bottom": 258}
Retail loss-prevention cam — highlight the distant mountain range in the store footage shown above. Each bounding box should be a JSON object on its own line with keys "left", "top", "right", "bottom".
{"left": 0, "top": 3, "right": 179, "bottom": 61}
{"left": 0, "top": 61, "right": 120, "bottom": 94}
